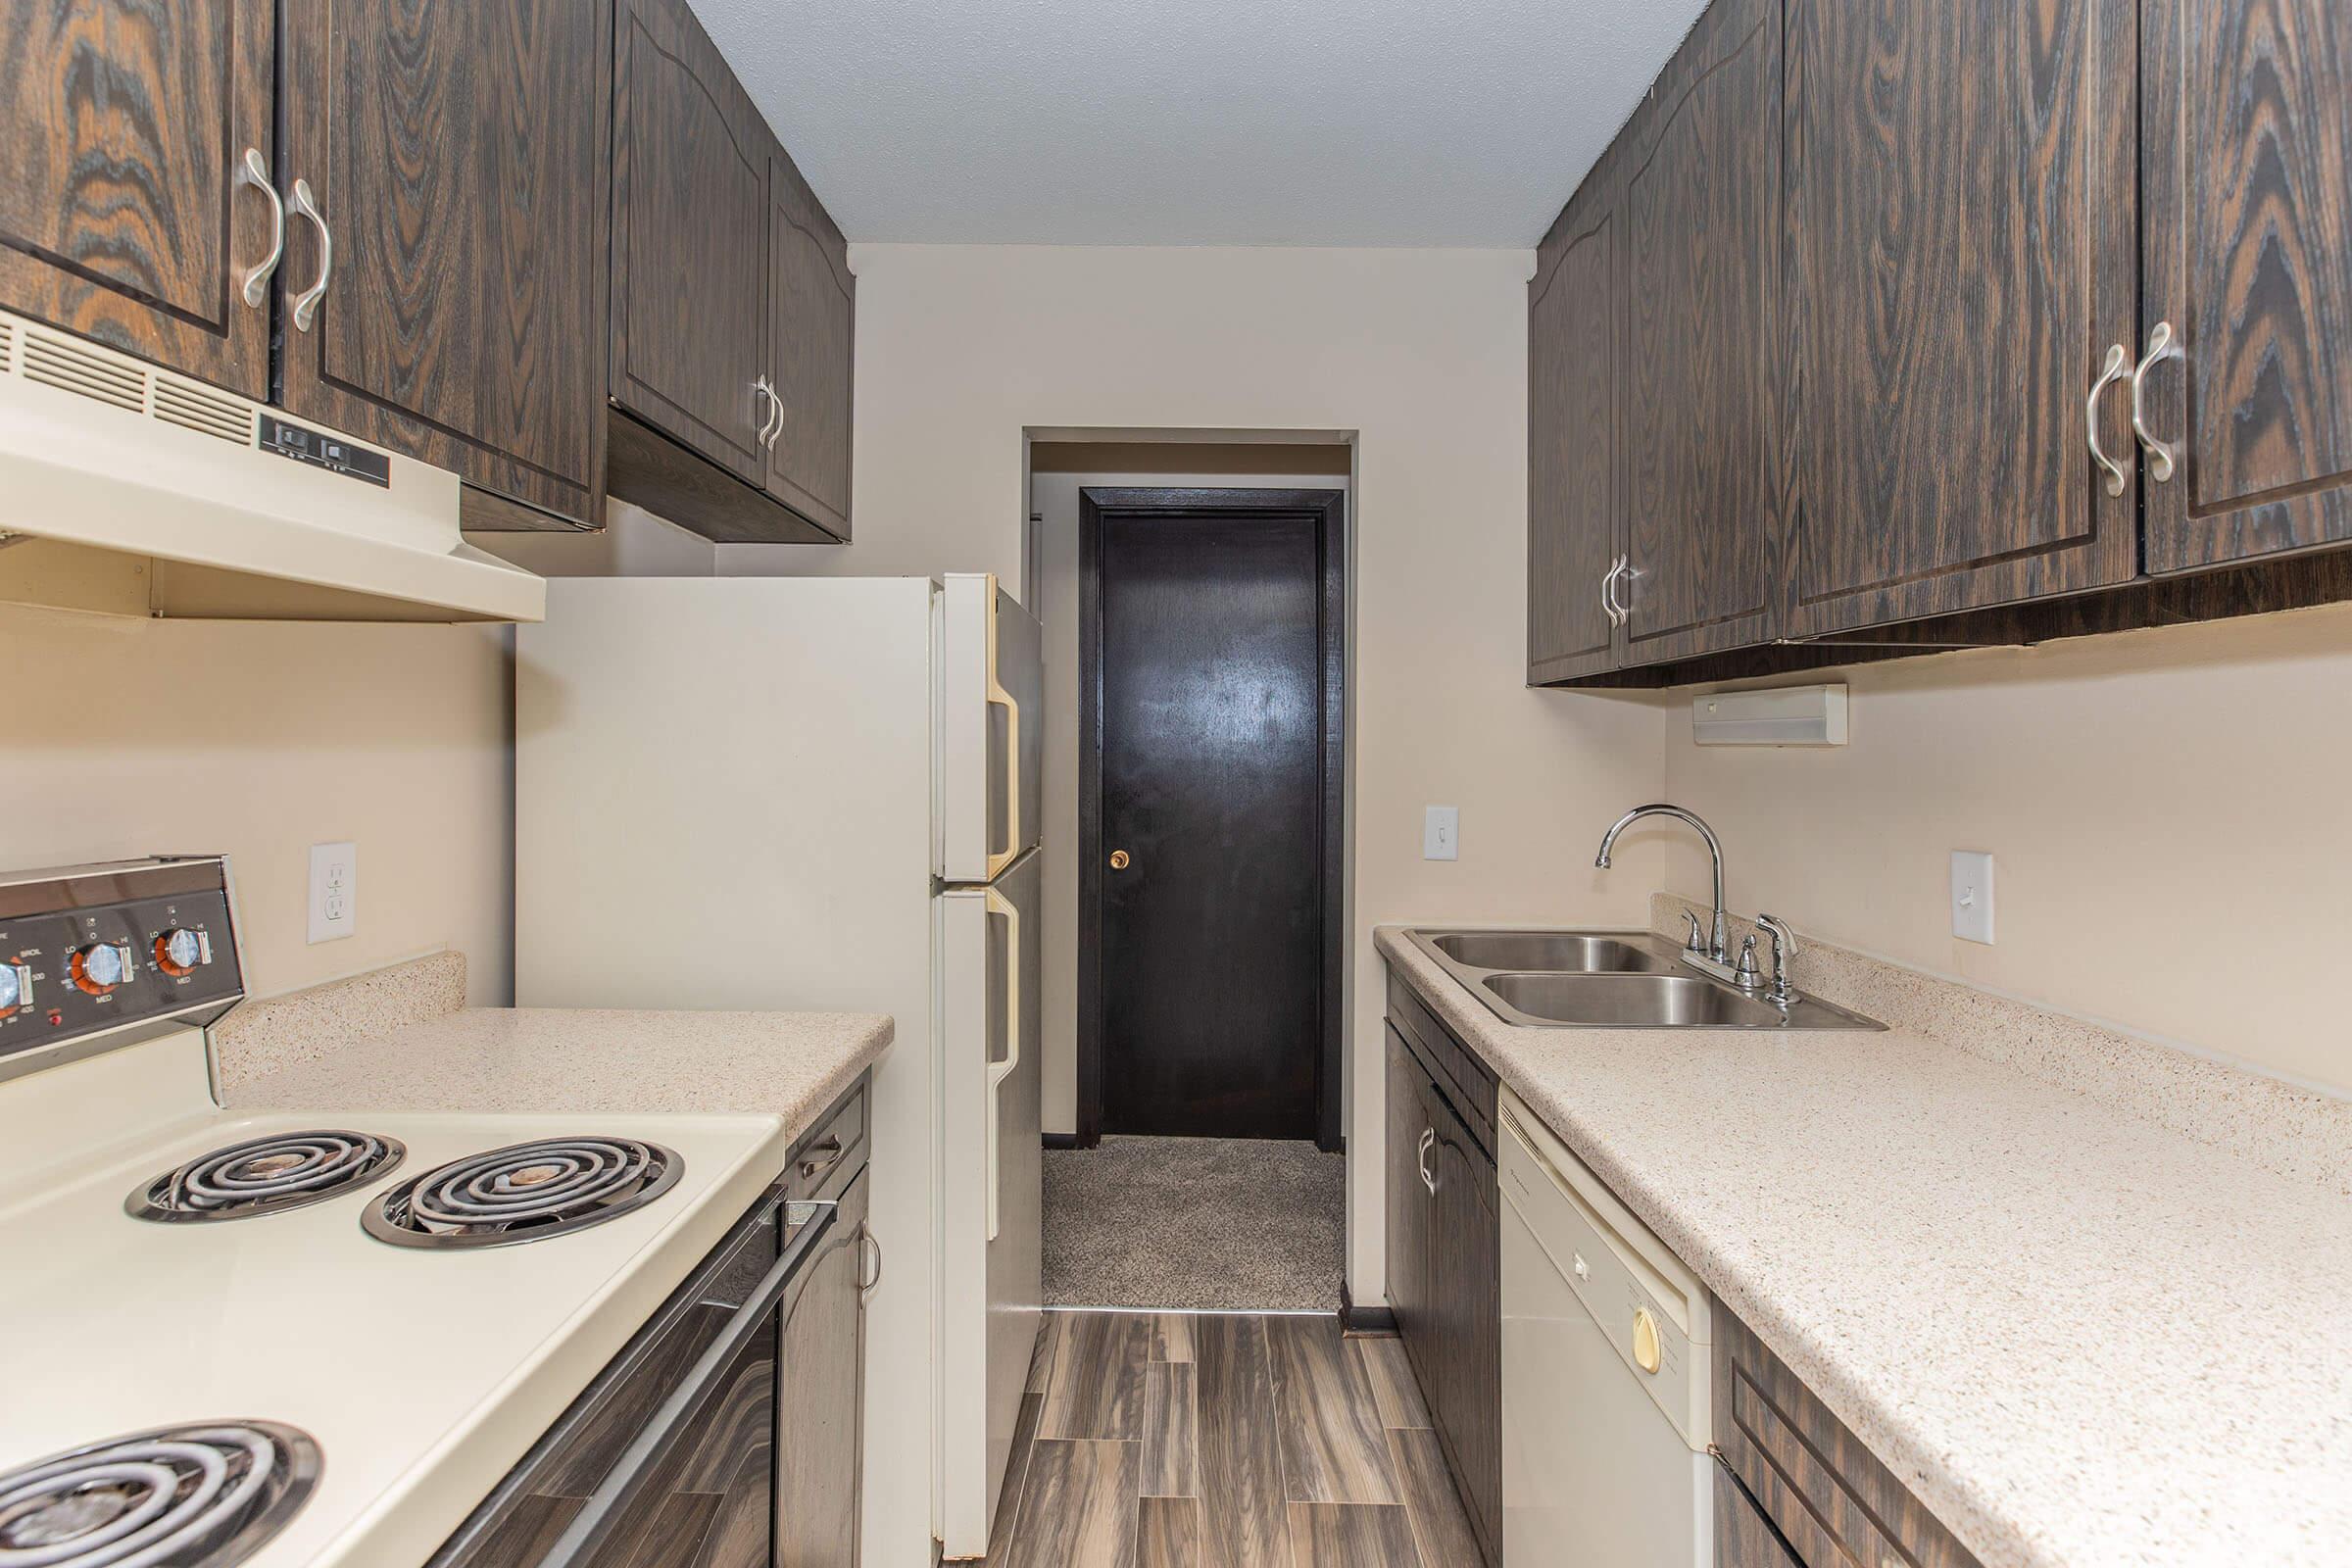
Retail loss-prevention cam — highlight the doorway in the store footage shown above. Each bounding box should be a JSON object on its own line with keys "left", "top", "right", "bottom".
{"left": 1078, "top": 486, "right": 1346, "bottom": 1152}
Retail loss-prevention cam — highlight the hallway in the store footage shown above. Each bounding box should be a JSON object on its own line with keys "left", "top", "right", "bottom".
{"left": 988, "top": 1310, "right": 1480, "bottom": 1567}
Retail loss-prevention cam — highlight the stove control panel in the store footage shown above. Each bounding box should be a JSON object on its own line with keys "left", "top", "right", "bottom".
{"left": 0, "top": 858, "right": 244, "bottom": 1064}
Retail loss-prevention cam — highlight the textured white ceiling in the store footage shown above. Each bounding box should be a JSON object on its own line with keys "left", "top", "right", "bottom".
{"left": 690, "top": 0, "right": 1707, "bottom": 246}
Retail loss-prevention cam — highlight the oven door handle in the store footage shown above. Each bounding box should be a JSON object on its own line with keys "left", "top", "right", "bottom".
{"left": 534, "top": 1198, "right": 840, "bottom": 1568}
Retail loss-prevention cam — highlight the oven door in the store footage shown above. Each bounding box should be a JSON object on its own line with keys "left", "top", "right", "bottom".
{"left": 429, "top": 1191, "right": 838, "bottom": 1568}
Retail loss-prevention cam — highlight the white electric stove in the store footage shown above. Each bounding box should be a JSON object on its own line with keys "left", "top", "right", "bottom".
{"left": 0, "top": 859, "right": 790, "bottom": 1568}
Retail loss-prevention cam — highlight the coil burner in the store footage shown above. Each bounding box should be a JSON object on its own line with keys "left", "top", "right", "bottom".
{"left": 362, "top": 1137, "right": 682, "bottom": 1250}
{"left": 0, "top": 1421, "right": 319, "bottom": 1568}
{"left": 126, "top": 1130, "right": 406, "bottom": 1223}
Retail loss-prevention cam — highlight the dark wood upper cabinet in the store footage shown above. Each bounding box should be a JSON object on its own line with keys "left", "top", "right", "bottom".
{"left": 0, "top": 0, "right": 275, "bottom": 399}
{"left": 610, "top": 0, "right": 771, "bottom": 486}
{"left": 1622, "top": 0, "right": 1781, "bottom": 662}
{"left": 764, "top": 145, "right": 856, "bottom": 541}
{"left": 1778, "top": 0, "right": 2139, "bottom": 636}
{"left": 2140, "top": 0, "right": 2352, "bottom": 573}
{"left": 275, "top": 0, "right": 611, "bottom": 530}
{"left": 1526, "top": 148, "right": 1624, "bottom": 684}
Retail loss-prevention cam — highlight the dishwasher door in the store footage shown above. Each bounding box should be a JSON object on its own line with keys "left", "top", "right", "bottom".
{"left": 1500, "top": 1096, "right": 1711, "bottom": 1567}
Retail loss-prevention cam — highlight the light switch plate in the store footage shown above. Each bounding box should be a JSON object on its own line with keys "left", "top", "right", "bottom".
{"left": 309, "top": 841, "right": 356, "bottom": 944}
{"left": 1423, "top": 806, "right": 1459, "bottom": 861}
{"left": 1950, "top": 850, "right": 1994, "bottom": 944}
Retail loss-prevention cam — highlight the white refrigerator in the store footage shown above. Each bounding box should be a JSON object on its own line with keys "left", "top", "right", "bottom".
{"left": 514, "top": 572, "right": 1044, "bottom": 1564}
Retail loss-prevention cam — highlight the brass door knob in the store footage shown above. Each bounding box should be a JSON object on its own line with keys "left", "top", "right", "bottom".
{"left": 1108, "top": 850, "right": 1131, "bottom": 870}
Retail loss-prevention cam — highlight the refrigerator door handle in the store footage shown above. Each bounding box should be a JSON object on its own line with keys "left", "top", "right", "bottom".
{"left": 983, "top": 884, "right": 1021, "bottom": 1241}
{"left": 984, "top": 587, "right": 1023, "bottom": 879}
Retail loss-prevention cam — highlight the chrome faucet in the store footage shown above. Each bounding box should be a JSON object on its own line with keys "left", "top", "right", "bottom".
{"left": 1594, "top": 804, "right": 1731, "bottom": 972}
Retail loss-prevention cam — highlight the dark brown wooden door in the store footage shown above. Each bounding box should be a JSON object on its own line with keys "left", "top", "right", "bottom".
{"left": 1713, "top": 1461, "right": 1803, "bottom": 1568}
{"left": 1781, "top": 0, "right": 2138, "bottom": 635}
{"left": 1097, "top": 507, "right": 1326, "bottom": 1141}
{"left": 612, "top": 0, "right": 769, "bottom": 484}
{"left": 764, "top": 145, "right": 855, "bottom": 541}
{"left": 1385, "top": 1026, "right": 1434, "bottom": 1358}
{"left": 276, "top": 0, "right": 609, "bottom": 528}
{"left": 1427, "top": 1093, "right": 1500, "bottom": 1567}
{"left": 1527, "top": 141, "right": 1625, "bottom": 684}
{"left": 2140, "top": 0, "right": 2352, "bottom": 573}
{"left": 1619, "top": 0, "right": 1780, "bottom": 664}
{"left": 0, "top": 0, "right": 274, "bottom": 397}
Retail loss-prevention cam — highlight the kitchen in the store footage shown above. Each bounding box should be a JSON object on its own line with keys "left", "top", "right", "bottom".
{"left": 1, "top": 1, "right": 2347, "bottom": 1566}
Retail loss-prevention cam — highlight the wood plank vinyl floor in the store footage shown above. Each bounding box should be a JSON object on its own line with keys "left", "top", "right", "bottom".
{"left": 986, "top": 1310, "right": 1479, "bottom": 1566}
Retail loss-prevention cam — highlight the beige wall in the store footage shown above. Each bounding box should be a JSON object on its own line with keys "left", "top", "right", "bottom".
{"left": 726, "top": 244, "right": 1671, "bottom": 1299}
{"left": 1028, "top": 450, "right": 1354, "bottom": 1137}
{"left": 0, "top": 606, "right": 514, "bottom": 1006}
{"left": 468, "top": 499, "right": 717, "bottom": 579}
{"left": 1662, "top": 602, "right": 2352, "bottom": 1095}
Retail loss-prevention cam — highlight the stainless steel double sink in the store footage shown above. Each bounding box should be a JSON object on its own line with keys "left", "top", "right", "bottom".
{"left": 1405, "top": 928, "right": 1885, "bottom": 1031}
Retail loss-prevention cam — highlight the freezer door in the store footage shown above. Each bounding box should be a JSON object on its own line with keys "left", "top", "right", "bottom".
{"left": 934, "top": 849, "right": 1043, "bottom": 1556}
{"left": 939, "top": 573, "right": 1045, "bottom": 883}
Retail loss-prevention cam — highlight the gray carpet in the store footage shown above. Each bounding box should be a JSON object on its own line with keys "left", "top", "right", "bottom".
{"left": 1042, "top": 1135, "right": 1347, "bottom": 1311}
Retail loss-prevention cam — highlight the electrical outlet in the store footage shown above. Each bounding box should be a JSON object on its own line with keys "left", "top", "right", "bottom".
{"left": 1950, "top": 850, "right": 1994, "bottom": 945}
{"left": 1423, "top": 806, "right": 1459, "bottom": 861}
{"left": 309, "top": 842, "right": 356, "bottom": 944}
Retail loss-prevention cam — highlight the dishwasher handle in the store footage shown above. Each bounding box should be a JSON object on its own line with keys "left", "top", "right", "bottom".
{"left": 533, "top": 1199, "right": 839, "bottom": 1568}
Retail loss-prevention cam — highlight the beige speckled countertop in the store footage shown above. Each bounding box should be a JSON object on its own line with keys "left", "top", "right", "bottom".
{"left": 1376, "top": 923, "right": 2352, "bottom": 1568}
{"left": 227, "top": 1006, "right": 893, "bottom": 1148}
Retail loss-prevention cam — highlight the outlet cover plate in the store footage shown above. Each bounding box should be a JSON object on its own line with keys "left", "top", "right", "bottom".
{"left": 1950, "top": 850, "right": 1994, "bottom": 945}
{"left": 309, "top": 841, "right": 356, "bottom": 944}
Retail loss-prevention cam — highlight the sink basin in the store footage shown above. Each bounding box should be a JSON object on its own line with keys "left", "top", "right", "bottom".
{"left": 1401, "top": 925, "right": 1885, "bottom": 1031}
{"left": 1477, "top": 971, "right": 1884, "bottom": 1031}
{"left": 1427, "top": 930, "right": 1676, "bottom": 974}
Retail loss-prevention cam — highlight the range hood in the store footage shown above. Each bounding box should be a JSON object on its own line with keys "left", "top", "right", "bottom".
{"left": 0, "top": 310, "right": 544, "bottom": 623}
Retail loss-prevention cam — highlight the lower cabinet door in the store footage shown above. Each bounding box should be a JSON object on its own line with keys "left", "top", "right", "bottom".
{"left": 1715, "top": 1458, "right": 1802, "bottom": 1567}
{"left": 776, "top": 1165, "right": 867, "bottom": 1567}
{"left": 1385, "top": 1025, "right": 1435, "bottom": 1367}
{"left": 1428, "top": 1097, "right": 1502, "bottom": 1566}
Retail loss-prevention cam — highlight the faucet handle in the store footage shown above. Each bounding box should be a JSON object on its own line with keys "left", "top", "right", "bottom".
{"left": 1734, "top": 934, "right": 1762, "bottom": 988}
{"left": 1754, "top": 913, "right": 1798, "bottom": 1005}
{"left": 1682, "top": 910, "right": 1707, "bottom": 954}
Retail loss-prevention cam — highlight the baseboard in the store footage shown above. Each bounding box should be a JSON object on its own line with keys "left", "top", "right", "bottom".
{"left": 1041, "top": 1132, "right": 1082, "bottom": 1151}
{"left": 1338, "top": 1281, "right": 1397, "bottom": 1336}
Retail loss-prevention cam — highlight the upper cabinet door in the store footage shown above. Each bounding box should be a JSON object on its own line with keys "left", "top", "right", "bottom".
{"left": 2140, "top": 0, "right": 2352, "bottom": 573}
{"left": 277, "top": 0, "right": 610, "bottom": 527}
{"left": 612, "top": 0, "right": 769, "bottom": 484}
{"left": 1619, "top": 0, "right": 1781, "bottom": 663}
{"left": 1526, "top": 152, "right": 1624, "bottom": 684}
{"left": 0, "top": 0, "right": 274, "bottom": 398}
{"left": 1781, "top": 0, "right": 2138, "bottom": 636}
{"left": 765, "top": 146, "right": 856, "bottom": 540}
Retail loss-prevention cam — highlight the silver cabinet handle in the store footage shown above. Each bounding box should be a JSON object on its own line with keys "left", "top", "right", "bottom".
{"left": 858, "top": 1228, "right": 883, "bottom": 1295}
{"left": 2085, "top": 342, "right": 2132, "bottom": 497}
{"left": 1416, "top": 1127, "right": 1437, "bottom": 1195}
{"left": 288, "top": 177, "right": 331, "bottom": 332}
{"left": 2131, "top": 320, "right": 2183, "bottom": 484}
{"left": 235, "top": 148, "right": 282, "bottom": 308}
{"left": 1600, "top": 555, "right": 1630, "bottom": 627}
{"left": 753, "top": 375, "right": 782, "bottom": 449}
{"left": 797, "top": 1134, "right": 845, "bottom": 1181}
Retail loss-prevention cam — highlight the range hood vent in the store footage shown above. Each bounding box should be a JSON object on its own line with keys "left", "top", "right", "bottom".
{"left": 0, "top": 309, "right": 543, "bottom": 623}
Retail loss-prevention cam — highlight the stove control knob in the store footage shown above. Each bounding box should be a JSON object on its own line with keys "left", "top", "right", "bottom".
{"left": 0, "top": 962, "right": 23, "bottom": 1014}
{"left": 71, "top": 941, "right": 135, "bottom": 996}
{"left": 155, "top": 928, "right": 207, "bottom": 976}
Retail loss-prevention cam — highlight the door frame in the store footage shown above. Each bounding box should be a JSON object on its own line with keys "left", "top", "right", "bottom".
{"left": 1077, "top": 486, "right": 1348, "bottom": 1152}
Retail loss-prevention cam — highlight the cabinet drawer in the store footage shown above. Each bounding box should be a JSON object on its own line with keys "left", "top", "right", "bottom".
{"left": 788, "top": 1077, "right": 867, "bottom": 1201}
{"left": 1386, "top": 970, "right": 1496, "bottom": 1153}
{"left": 1713, "top": 1310, "right": 1983, "bottom": 1568}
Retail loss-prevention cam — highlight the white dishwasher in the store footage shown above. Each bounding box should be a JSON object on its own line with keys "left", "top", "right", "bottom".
{"left": 1499, "top": 1086, "right": 1713, "bottom": 1566}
